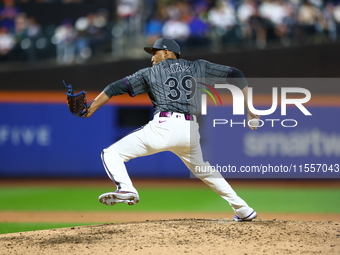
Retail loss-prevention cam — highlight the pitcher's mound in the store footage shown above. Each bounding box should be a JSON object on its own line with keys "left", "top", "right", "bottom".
{"left": 0, "top": 218, "right": 339, "bottom": 254}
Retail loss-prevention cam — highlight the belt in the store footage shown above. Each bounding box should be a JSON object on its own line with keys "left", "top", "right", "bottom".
{"left": 159, "top": 111, "right": 194, "bottom": 121}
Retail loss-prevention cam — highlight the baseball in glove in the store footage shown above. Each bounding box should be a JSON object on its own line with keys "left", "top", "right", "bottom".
{"left": 63, "top": 80, "right": 89, "bottom": 117}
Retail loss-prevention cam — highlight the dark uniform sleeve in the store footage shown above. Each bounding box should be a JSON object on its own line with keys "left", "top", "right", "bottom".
{"left": 124, "top": 67, "right": 150, "bottom": 96}
{"left": 104, "top": 67, "right": 150, "bottom": 98}
{"left": 202, "top": 60, "right": 248, "bottom": 90}
{"left": 227, "top": 67, "right": 248, "bottom": 90}
{"left": 203, "top": 60, "right": 230, "bottom": 83}
{"left": 104, "top": 79, "right": 131, "bottom": 98}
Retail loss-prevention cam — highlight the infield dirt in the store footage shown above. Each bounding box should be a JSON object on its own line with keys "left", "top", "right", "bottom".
{"left": 0, "top": 218, "right": 339, "bottom": 255}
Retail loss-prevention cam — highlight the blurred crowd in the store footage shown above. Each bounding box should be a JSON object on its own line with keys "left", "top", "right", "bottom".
{"left": 1, "top": 0, "right": 340, "bottom": 65}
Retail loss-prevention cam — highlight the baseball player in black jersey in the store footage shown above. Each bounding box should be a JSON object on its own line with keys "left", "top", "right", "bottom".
{"left": 85, "top": 38, "right": 259, "bottom": 222}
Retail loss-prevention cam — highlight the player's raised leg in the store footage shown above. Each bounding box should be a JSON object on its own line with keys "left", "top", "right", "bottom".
{"left": 99, "top": 124, "right": 156, "bottom": 206}
{"left": 99, "top": 119, "right": 172, "bottom": 206}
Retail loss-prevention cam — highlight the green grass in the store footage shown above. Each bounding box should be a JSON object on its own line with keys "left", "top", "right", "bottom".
{"left": 0, "top": 186, "right": 339, "bottom": 234}
{"left": 0, "top": 187, "right": 339, "bottom": 213}
{"left": 0, "top": 223, "right": 96, "bottom": 235}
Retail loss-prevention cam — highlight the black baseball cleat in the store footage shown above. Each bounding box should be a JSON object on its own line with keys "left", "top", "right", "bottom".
{"left": 233, "top": 211, "right": 257, "bottom": 222}
{"left": 98, "top": 191, "right": 140, "bottom": 206}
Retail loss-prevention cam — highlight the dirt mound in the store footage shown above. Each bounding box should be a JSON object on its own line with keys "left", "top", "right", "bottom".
{"left": 1, "top": 218, "right": 339, "bottom": 255}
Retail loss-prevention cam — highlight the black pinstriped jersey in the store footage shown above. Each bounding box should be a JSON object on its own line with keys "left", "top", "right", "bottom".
{"left": 122, "top": 58, "right": 247, "bottom": 115}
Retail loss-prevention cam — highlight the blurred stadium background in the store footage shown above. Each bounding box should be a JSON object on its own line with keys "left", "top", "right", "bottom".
{"left": 0, "top": 0, "right": 340, "bottom": 180}
{"left": 0, "top": 0, "right": 340, "bottom": 65}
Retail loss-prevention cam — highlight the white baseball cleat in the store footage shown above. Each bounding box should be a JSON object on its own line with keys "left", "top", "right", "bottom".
{"left": 98, "top": 191, "right": 140, "bottom": 206}
{"left": 233, "top": 211, "right": 257, "bottom": 222}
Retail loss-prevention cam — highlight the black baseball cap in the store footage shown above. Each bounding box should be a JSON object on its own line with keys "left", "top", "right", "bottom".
{"left": 144, "top": 38, "right": 181, "bottom": 58}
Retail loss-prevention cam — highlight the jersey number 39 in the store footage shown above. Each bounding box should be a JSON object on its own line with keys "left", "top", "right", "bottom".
{"left": 164, "top": 75, "right": 197, "bottom": 101}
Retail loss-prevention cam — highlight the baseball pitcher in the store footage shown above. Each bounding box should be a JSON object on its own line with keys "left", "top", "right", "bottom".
{"left": 68, "top": 38, "right": 259, "bottom": 222}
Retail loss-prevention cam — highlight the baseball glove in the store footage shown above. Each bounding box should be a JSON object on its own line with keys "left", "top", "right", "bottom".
{"left": 63, "top": 81, "right": 88, "bottom": 117}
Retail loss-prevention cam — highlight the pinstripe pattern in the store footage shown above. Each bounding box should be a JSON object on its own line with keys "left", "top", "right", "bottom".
{"left": 124, "top": 59, "right": 235, "bottom": 115}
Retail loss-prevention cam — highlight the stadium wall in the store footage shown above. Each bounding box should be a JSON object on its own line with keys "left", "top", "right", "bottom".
{"left": 0, "top": 96, "right": 339, "bottom": 179}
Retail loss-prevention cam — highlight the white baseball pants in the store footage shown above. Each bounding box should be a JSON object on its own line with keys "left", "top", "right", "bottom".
{"left": 101, "top": 112, "right": 254, "bottom": 217}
